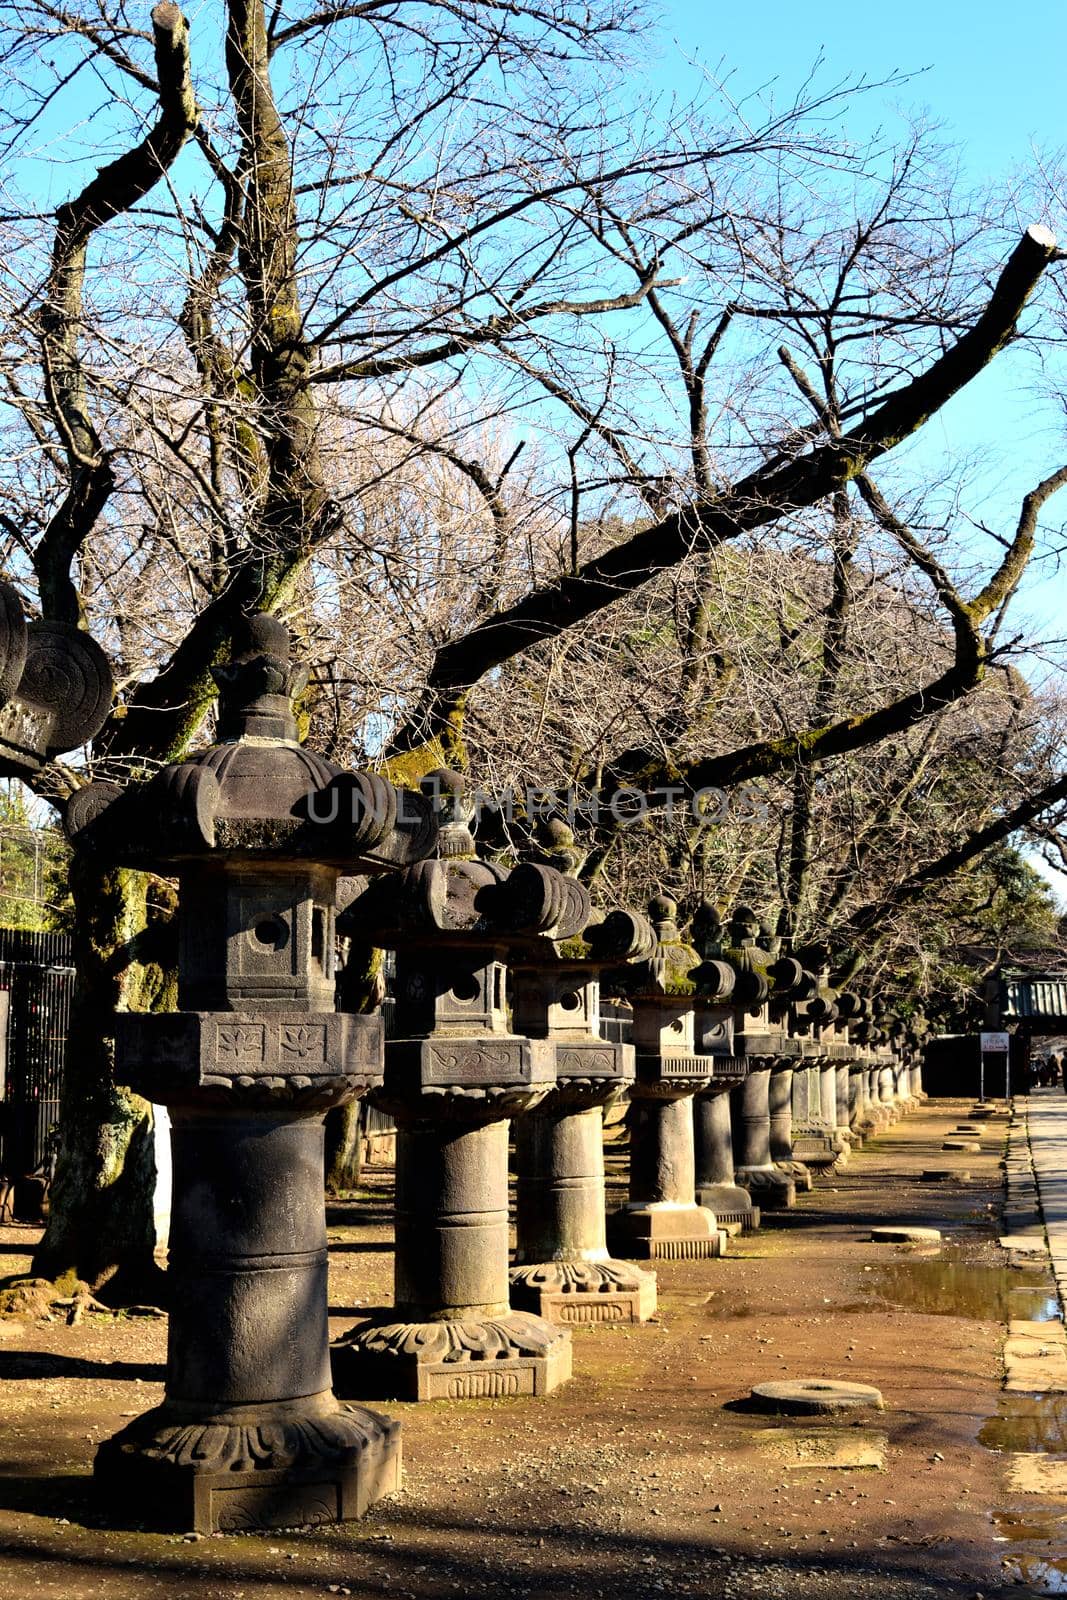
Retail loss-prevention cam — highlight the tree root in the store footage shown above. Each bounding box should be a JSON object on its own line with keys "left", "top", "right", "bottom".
{"left": 0, "top": 1272, "right": 117, "bottom": 1322}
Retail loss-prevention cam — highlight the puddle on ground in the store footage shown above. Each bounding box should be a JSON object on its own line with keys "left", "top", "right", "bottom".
{"left": 980, "top": 1397, "right": 1067, "bottom": 1454}
{"left": 1000, "top": 1556, "right": 1067, "bottom": 1595}
{"left": 984, "top": 1388, "right": 1067, "bottom": 1592}
{"left": 994, "top": 1508, "right": 1067, "bottom": 1539}
{"left": 993, "top": 1513, "right": 1067, "bottom": 1594}
{"left": 868, "top": 1251, "right": 1058, "bottom": 1321}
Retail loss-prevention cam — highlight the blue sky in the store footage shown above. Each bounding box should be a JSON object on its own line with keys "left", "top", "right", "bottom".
{"left": 652, "top": 1, "right": 1067, "bottom": 904}
{"left": 650, "top": 1, "right": 1067, "bottom": 663}
{"left": 656, "top": 1, "right": 1062, "bottom": 180}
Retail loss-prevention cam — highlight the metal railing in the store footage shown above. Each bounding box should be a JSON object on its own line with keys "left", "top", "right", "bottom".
{"left": 0, "top": 927, "right": 75, "bottom": 1181}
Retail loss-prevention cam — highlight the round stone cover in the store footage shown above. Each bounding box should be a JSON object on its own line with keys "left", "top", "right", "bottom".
{"left": 870, "top": 1226, "right": 942, "bottom": 1244}
{"left": 749, "top": 1379, "right": 884, "bottom": 1414}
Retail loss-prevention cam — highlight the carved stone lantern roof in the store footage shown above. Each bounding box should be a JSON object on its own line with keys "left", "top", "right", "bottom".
{"left": 607, "top": 893, "right": 702, "bottom": 1002}
{"left": 68, "top": 614, "right": 435, "bottom": 872}
{"left": 342, "top": 771, "right": 595, "bottom": 954}
{"left": 0, "top": 580, "right": 113, "bottom": 776}
{"left": 689, "top": 902, "right": 738, "bottom": 1007}
{"left": 722, "top": 907, "right": 809, "bottom": 1064}
{"left": 722, "top": 906, "right": 773, "bottom": 1011}
{"left": 338, "top": 770, "right": 592, "bottom": 1121}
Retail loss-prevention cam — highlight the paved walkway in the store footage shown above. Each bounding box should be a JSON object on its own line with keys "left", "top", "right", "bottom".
{"left": 1017, "top": 1090, "right": 1067, "bottom": 1312}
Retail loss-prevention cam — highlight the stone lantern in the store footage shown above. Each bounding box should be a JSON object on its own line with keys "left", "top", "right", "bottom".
{"left": 820, "top": 986, "right": 859, "bottom": 1151}
{"left": 688, "top": 904, "right": 759, "bottom": 1233}
{"left": 832, "top": 990, "right": 868, "bottom": 1143}
{"left": 907, "top": 1011, "right": 930, "bottom": 1102}
{"left": 869, "top": 1005, "right": 900, "bottom": 1118}
{"left": 331, "top": 772, "right": 573, "bottom": 1401}
{"left": 606, "top": 895, "right": 726, "bottom": 1261}
{"left": 851, "top": 1011, "right": 892, "bottom": 1133}
{"left": 0, "top": 579, "right": 112, "bottom": 777}
{"left": 719, "top": 909, "right": 796, "bottom": 1211}
{"left": 788, "top": 960, "right": 850, "bottom": 1176}
{"left": 762, "top": 947, "right": 815, "bottom": 1194}
{"left": 67, "top": 615, "right": 436, "bottom": 1534}
{"left": 888, "top": 1018, "right": 914, "bottom": 1110}
{"left": 721, "top": 911, "right": 821, "bottom": 1206}
{"left": 813, "top": 982, "right": 859, "bottom": 1161}
{"left": 509, "top": 895, "right": 659, "bottom": 1325}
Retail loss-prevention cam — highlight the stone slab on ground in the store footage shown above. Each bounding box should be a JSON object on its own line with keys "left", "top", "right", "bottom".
{"left": 754, "top": 1427, "right": 888, "bottom": 1470}
{"left": 1017, "top": 1096, "right": 1067, "bottom": 1317}
{"left": 1006, "top": 1453, "right": 1067, "bottom": 1495}
{"left": 1004, "top": 1318, "right": 1067, "bottom": 1393}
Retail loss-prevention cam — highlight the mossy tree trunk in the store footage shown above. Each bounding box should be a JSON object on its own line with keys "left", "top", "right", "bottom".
{"left": 31, "top": 857, "right": 176, "bottom": 1302}
{"left": 324, "top": 1103, "right": 363, "bottom": 1195}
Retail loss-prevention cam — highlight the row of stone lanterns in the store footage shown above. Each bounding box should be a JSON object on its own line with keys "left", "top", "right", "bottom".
{"left": 62, "top": 616, "right": 927, "bottom": 1535}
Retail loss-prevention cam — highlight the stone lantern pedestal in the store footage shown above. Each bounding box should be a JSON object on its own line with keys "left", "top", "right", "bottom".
{"left": 835, "top": 1060, "right": 856, "bottom": 1146}
{"left": 730, "top": 1051, "right": 796, "bottom": 1210}
{"left": 689, "top": 904, "right": 769, "bottom": 1228}
{"left": 821, "top": 1048, "right": 854, "bottom": 1164}
{"left": 718, "top": 908, "right": 798, "bottom": 1213}
{"left": 767, "top": 1043, "right": 812, "bottom": 1192}
{"left": 100, "top": 1015, "right": 399, "bottom": 1531}
{"left": 790, "top": 1050, "right": 834, "bottom": 1170}
{"left": 848, "top": 1062, "right": 868, "bottom": 1137}
{"left": 694, "top": 1067, "right": 759, "bottom": 1231}
{"left": 510, "top": 909, "right": 658, "bottom": 1325}
{"left": 909, "top": 1053, "right": 927, "bottom": 1102}
{"left": 850, "top": 1030, "right": 889, "bottom": 1134}
{"left": 868, "top": 1063, "right": 892, "bottom": 1129}
{"left": 893, "top": 1052, "right": 915, "bottom": 1112}
{"left": 332, "top": 784, "right": 573, "bottom": 1401}
{"left": 607, "top": 898, "right": 725, "bottom": 1260}
{"left": 69, "top": 616, "right": 434, "bottom": 1533}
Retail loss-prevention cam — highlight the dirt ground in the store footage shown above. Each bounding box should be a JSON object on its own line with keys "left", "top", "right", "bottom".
{"left": 0, "top": 1098, "right": 1055, "bottom": 1600}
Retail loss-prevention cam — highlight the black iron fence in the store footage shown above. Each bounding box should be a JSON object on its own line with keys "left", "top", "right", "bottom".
{"left": 0, "top": 927, "right": 75, "bottom": 1182}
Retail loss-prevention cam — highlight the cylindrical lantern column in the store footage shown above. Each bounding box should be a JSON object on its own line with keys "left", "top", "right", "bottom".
{"left": 730, "top": 1062, "right": 796, "bottom": 1209}
{"left": 694, "top": 1086, "right": 759, "bottom": 1230}
{"left": 769, "top": 1054, "right": 812, "bottom": 1192}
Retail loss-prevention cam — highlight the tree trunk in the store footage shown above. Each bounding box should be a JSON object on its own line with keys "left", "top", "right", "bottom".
{"left": 31, "top": 858, "right": 176, "bottom": 1302}
{"left": 324, "top": 1103, "right": 363, "bottom": 1195}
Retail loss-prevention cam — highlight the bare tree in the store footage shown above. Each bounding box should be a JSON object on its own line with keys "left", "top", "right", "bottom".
{"left": 0, "top": 0, "right": 1064, "bottom": 1291}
